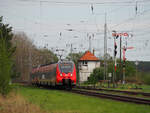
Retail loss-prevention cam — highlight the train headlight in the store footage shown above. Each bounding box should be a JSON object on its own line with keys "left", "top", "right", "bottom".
{"left": 60, "top": 74, "right": 62, "bottom": 76}
{"left": 71, "top": 74, "right": 73, "bottom": 76}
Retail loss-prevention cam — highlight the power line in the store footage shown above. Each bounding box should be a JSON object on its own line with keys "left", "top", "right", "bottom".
{"left": 135, "top": 31, "right": 150, "bottom": 36}
{"left": 36, "top": 0, "right": 150, "bottom": 6}
{"left": 110, "top": 7, "right": 150, "bottom": 30}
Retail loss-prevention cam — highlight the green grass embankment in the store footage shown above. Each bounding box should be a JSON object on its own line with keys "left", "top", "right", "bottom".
{"left": 14, "top": 85, "right": 150, "bottom": 113}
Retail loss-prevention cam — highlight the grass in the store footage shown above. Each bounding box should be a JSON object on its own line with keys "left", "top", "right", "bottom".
{"left": 12, "top": 85, "right": 150, "bottom": 113}
{"left": 0, "top": 91, "right": 47, "bottom": 113}
{"left": 140, "top": 85, "right": 150, "bottom": 93}
{"left": 80, "top": 83, "right": 150, "bottom": 93}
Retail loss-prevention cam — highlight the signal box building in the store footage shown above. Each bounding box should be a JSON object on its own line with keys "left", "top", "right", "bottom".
{"left": 78, "top": 51, "right": 100, "bottom": 83}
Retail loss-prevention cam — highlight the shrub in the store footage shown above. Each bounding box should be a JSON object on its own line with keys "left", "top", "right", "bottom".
{"left": 142, "top": 73, "right": 150, "bottom": 85}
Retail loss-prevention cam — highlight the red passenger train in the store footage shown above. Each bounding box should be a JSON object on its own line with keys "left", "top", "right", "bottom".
{"left": 30, "top": 60, "right": 76, "bottom": 88}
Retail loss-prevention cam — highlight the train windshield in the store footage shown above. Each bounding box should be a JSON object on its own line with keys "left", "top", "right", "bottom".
{"left": 59, "top": 62, "right": 74, "bottom": 73}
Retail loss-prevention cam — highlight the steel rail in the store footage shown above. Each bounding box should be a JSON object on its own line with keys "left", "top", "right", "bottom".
{"left": 71, "top": 89, "right": 150, "bottom": 105}
{"left": 76, "top": 86, "right": 150, "bottom": 97}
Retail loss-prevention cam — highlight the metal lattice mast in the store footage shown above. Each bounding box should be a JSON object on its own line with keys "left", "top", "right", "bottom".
{"left": 104, "top": 13, "right": 107, "bottom": 81}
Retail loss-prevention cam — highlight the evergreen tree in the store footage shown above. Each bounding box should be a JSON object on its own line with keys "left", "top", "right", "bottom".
{"left": 0, "top": 16, "right": 15, "bottom": 95}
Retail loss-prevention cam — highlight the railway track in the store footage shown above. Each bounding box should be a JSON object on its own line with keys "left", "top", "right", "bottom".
{"left": 76, "top": 86, "right": 150, "bottom": 97}
{"left": 71, "top": 89, "right": 150, "bottom": 105}
{"left": 18, "top": 83, "right": 150, "bottom": 105}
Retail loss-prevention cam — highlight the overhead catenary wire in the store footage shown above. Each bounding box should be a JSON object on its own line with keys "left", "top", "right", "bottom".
{"left": 35, "top": 0, "right": 150, "bottom": 6}
{"left": 110, "top": 7, "right": 150, "bottom": 30}
{"left": 1, "top": 0, "right": 150, "bottom": 60}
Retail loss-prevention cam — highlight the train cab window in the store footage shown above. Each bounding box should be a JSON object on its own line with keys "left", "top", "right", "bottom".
{"left": 59, "top": 62, "right": 74, "bottom": 73}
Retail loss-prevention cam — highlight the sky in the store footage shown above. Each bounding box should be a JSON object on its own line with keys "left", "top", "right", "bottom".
{"left": 0, "top": 0, "right": 150, "bottom": 61}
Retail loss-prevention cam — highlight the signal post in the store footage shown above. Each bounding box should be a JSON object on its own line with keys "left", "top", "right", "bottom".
{"left": 122, "top": 46, "right": 126, "bottom": 84}
{"left": 112, "top": 31, "right": 118, "bottom": 87}
{"left": 112, "top": 31, "right": 131, "bottom": 86}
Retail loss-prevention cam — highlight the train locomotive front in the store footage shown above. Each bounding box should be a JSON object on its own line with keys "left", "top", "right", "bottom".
{"left": 56, "top": 61, "right": 76, "bottom": 87}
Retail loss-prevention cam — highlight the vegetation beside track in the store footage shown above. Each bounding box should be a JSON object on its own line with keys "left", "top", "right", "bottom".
{"left": 0, "top": 91, "right": 47, "bottom": 113}
{"left": 10, "top": 84, "right": 150, "bottom": 113}
{"left": 80, "top": 83, "right": 150, "bottom": 93}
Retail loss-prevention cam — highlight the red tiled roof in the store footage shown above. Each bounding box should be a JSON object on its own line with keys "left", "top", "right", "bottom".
{"left": 79, "top": 51, "right": 99, "bottom": 61}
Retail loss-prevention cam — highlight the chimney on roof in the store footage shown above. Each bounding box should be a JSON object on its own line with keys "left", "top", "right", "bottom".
{"left": 93, "top": 49, "right": 95, "bottom": 55}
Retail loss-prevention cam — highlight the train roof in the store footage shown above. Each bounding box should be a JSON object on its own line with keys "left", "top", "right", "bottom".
{"left": 32, "top": 60, "right": 74, "bottom": 70}
{"left": 32, "top": 62, "right": 57, "bottom": 69}
{"left": 58, "top": 60, "right": 74, "bottom": 64}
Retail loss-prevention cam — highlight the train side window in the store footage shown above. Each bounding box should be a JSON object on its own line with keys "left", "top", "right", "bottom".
{"left": 42, "top": 74, "right": 45, "bottom": 79}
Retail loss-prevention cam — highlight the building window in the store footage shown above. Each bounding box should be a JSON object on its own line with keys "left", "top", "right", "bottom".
{"left": 83, "top": 61, "right": 88, "bottom": 66}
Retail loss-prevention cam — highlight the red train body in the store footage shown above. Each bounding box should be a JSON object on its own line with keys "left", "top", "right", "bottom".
{"left": 30, "top": 60, "right": 76, "bottom": 88}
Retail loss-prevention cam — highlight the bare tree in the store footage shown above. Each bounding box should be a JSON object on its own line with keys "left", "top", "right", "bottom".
{"left": 12, "top": 32, "right": 58, "bottom": 82}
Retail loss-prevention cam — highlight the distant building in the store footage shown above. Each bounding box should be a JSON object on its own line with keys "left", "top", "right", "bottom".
{"left": 78, "top": 50, "right": 100, "bottom": 83}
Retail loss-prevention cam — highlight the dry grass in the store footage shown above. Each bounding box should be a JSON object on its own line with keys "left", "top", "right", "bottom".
{"left": 0, "top": 92, "right": 48, "bottom": 113}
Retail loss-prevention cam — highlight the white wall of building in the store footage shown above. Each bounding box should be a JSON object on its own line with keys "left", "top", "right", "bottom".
{"left": 78, "top": 61, "right": 100, "bottom": 82}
